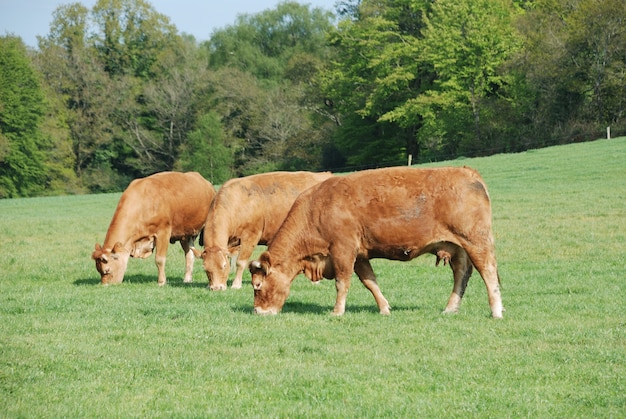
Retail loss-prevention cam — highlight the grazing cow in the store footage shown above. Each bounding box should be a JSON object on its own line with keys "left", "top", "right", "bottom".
{"left": 92, "top": 171, "right": 216, "bottom": 285}
{"left": 199, "top": 171, "right": 332, "bottom": 290}
{"left": 249, "top": 166, "right": 504, "bottom": 318}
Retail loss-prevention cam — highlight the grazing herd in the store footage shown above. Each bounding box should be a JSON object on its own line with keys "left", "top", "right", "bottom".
{"left": 93, "top": 167, "right": 504, "bottom": 318}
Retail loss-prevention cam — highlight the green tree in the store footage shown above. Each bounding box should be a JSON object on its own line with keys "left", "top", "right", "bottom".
{"left": 206, "top": 67, "right": 266, "bottom": 175}
{"left": 0, "top": 36, "right": 47, "bottom": 197}
{"left": 38, "top": 1, "right": 206, "bottom": 191}
{"left": 91, "top": 0, "right": 179, "bottom": 79}
{"left": 38, "top": 3, "right": 124, "bottom": 192}
{"left": 176, "top": 112, "right": 233, "bottom": 184}
{"left": 517, "top": 0, "right": 626, "bottom": 141}
{"left": 113, "top": 35, "right": 212, "bottom": 174}
{"left": 407, "top": 0, "right": 521, "bottom": 155}
{"left": 206, "top": 1, "right": 334, "bottom": 84}
{"left": 320, "top": 0, "right": 429, "bottom": 167}
{"left": 204, "top": 2, "right": 336, "bottom": 174}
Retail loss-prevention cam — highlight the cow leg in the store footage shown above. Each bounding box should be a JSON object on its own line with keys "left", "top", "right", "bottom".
{"left": 154, "top": 235, "right": 170, "bottom": 286}
{"left": 231, "top": 242, "right": 255, "bottom": 289}
{"left": 330, "top": 245, "right": 359, "bottom": 315}
{"left": 443, "top": 246, "right": 473, "bottom": 315}
{"left": 354, "top": 258, "right": 390, "bottom": 315}
{"left": 475, "top": 258, "right": 503, "bottom": 319}
{"left": 332, "top": 275, "right": 352, "bottom": 316}
{"left": 464, "top": 246, "right": 503, "bottom": 318}
{"left": 180, "top": 237, "right": 195, "bottom": 283}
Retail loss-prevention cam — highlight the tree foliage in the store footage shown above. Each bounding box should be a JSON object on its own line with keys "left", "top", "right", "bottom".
{"left": 411, "top": 0, "right": 521, "bottom": 155}
{"left": 0, "top": 37, "right": 47, "bottom": 197}
{"left": 320, "top": 0, "right": 427, "bottom": 167}
{"left": 176, "top": 112, "right": 233, "bottom": 184}
{"left": 205, "top": 1, "right": 334, "bottom": 83}
{"left": 517, "top": 0, "right": 626, "bottom": 142}
{"left": 2, "top": 0, "right": 625, "bottom": 198}
{"left": 202, "top": 1, "right": 336, "bottom": 174}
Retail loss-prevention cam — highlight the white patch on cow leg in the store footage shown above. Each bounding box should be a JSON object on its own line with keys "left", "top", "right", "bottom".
{"left": 155, "top": 255, "right": 167, "bottom": 286}
{"left": 332, "top": 278, "right": 351, "bottom": 316}
{"left": 360, "top": 278, "right": 390, "bottom": 315}
{"left": 474, "top": 259, "right": 503, "bottom": 318}
{"left": 487, "top": 282, "right": 503, "bottom": 319}
{"left": 183, "top": 248, "right": 194, "bottom": 283}
{"left": 231, "top": 259, "right": 246, "bottom": 289}
{"left": 443, "top": 294, "right": 461, "bottom": 314}
{"left": 181, "top": 238, "right": 195, "bottom": 283}
{"left": 354, "top": 258, "right": 391, "bottom": 315}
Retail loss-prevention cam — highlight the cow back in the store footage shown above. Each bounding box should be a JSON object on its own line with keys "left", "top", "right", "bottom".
{"left": 105, "top": 171, "right": 215, "bottom": 246}
{"left": 203, "top": 171, "right": 332, "bottom": 246}
{"left": 271, "top": 166, "right": 493, "bottom": 258}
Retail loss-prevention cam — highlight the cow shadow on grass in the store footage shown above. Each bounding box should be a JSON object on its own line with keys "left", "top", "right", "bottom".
{"left": 73, "top": 274, "right": 154, "bottom": 286}
{"left": 230, "top": 301, "right": 330, "bottom": 315}
{"left": 73, "top": 274, "right": 208, "bottom": 287}
{"left": 231, "top": 301, "right": 423, "bottom": 315}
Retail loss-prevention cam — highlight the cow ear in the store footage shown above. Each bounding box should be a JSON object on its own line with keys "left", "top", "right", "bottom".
{"left": 249, "top": 260, "right": 267, "bottom": 275}
{"left": 112, "top": 242, "right": 124, "bottom": 254}
{"left": 249, "top": 260, "right": 261, "bottom": 270}
{"left": 92, "top": 244, "right": 101, "bottom": 260}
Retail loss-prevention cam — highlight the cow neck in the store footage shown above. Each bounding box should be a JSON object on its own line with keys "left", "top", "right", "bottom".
{"left": 102, "top": 200, "right": 141, "bottom": 253}
{"left": 266, "top": 225, "right": 311, "bottom": 281}
{"left": 202, "top": 198, "right": 233, "bottom": 251}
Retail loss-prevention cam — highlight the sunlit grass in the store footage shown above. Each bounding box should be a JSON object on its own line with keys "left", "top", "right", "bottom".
{"left": 0, "top": 138, "right": 624, "bottom": 417}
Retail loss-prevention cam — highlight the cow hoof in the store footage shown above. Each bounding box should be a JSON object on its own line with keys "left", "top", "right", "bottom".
{"left": 442, "top": 308, "right": 459, "bottom": 315}
{"left": 183, "top": 279, "right": 193, "bottom": 284}
{"left": 380, "top": 307, "right": 391, "bottom": 315}
{"left": 231, "top": 283, "right": 242, "bottom": 290}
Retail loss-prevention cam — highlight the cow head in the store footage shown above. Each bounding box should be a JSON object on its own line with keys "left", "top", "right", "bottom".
{"left": 92, "top": 242, "right": 131, "bottom": 284}
{"left": 249, "top": 252, "right": 292, "bottom": 314}
{"left": 201, "top": 247, "right": 230, "bottom": 291}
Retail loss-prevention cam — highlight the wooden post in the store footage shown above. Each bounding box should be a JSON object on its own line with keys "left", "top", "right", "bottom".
{"left": 607, "top": 126, "right": 611, "bottom": 139}
{"left": 408, "top": 154, "right": 412, "bottom": 166}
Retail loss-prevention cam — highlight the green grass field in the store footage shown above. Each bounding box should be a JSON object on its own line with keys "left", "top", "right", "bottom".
{"left": 1, "top": 138, "right": 624, "bottom": 417}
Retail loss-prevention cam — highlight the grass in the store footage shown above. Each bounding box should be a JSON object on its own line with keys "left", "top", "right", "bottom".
{"left": 1, "top": 138, "right": 625, "bottom": 417}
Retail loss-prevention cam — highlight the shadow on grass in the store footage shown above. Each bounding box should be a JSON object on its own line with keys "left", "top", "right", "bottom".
{"left": 231, "top": 301, "right": 424, "bottom": 315}
{"left": 74, "top": 277, "right": 102, "bottom": 286}
{"left": 230, "top": 301, "right": 330, "bottom": 315}
{"left": 73, "top": 274, "right": 209, "bottom": 287}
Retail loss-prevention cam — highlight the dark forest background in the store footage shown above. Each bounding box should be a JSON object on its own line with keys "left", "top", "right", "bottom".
{"left": 1, "top": 0, "right": 625, "bottom": 197}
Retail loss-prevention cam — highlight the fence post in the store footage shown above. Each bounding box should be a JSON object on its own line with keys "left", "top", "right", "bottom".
{"left": 607, "top": 126, "right": 611, "bottom": 139}
{"left": 408, "top": 154, "right": 412, "bottom": 166}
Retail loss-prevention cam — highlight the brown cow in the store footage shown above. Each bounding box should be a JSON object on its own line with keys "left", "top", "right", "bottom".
{"left": 92, "top": 171, "right": 216, "bottom": 285}
{"left": 249, "top": 166, "right": 504, "bottom": 318}
{"left": 199, "top": 171, "right": 332, "bottom": 290}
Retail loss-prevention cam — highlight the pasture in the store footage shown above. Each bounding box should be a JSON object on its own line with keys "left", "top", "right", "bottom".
{"left": 1, "top": 138, "right": 625, "bottom": 417}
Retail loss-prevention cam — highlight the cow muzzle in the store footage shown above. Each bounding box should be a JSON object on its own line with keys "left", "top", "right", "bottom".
{"left": 208, "top": 283, "right": 227, "bottom": 291}
{"left": 253, "top": 306, "right": 278, "bottom": 315}
{"left": 100, "top": 274, "right": 123, "bottom": 285}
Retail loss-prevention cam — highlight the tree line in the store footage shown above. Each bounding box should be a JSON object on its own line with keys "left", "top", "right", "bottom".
{"left": 1, "top": 0, "right": 625, "bottom": 198}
